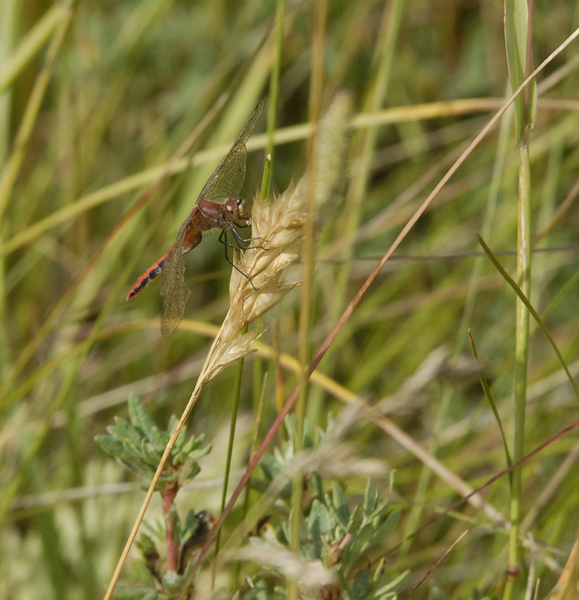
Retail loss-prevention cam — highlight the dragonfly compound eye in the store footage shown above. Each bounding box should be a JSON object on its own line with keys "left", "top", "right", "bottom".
{"left": 237, "top": 198, "right": 248, "bottom": 216}
{"left": 225, "top": 195, "right": 248, "bottom": 220}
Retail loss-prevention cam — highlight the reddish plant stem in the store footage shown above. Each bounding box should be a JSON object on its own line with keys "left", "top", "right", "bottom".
{"left": 162, "top": 481, "right": 180, "bottom": 573}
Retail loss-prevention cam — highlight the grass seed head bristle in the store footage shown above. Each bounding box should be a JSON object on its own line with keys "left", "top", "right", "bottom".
{"left": 314, "top": 90, "right": 353, "bottom": 209}
{"left": 203, "top": 328, "right": 262, "bottom": 381}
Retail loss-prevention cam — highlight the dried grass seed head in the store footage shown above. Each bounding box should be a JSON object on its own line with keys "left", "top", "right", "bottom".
{"left": 215, "top": 93, "right": 353, "bottom": 348}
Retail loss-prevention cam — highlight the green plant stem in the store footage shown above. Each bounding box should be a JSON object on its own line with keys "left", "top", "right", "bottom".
{"left": 504, "top": 145, "right": 532, "bottom": 600}
{"left": 503, "top": 0, "right": 535, "bottom": 594}
{"left": 266, "top": 0, "right": 285, "bottom": 189}
{"left": 215, "top": 324, "right": 247, "bottom": 561}
{"left": 0, "top": 4, "right": 63, "bottom": 94}
{"left": 0, "top": 0, "right": 15, "bottom": 164}
{"left": 242, "top": 157, "right": 272, "bottom": 555}
{"left": 0, "top": 0, "right": 15, "bottom": 383}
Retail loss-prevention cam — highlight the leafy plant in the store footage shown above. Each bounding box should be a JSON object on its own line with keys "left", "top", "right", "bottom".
{"left": 96, "top": 396, "right": 212, "bottom": 598}
{"left": 96, "top": 395, "right": 211, "bottom": 489}
{"left": 242, "top": 415, "right": 406, "bottom": 600}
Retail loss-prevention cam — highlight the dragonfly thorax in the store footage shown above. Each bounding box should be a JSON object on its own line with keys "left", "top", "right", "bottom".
{"left": 224, "top": 195, "right": 249, "bottom": 222}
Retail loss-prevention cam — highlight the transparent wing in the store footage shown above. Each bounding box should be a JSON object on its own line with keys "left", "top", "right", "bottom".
{"left": 159, "top": 219, "right": 192, "bottom": 337}
{"left": 198, "top": 100, "right": 265, "bottom": 203}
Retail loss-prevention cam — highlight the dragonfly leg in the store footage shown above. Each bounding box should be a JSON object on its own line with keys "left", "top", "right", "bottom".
{"left": 218, "top": 228, "right": 233, "bottom": 249}
{"left": 222, "top": 229, "right": 257, "bottom": 291}
{"left": 229, "top": 226, "right": 266, "bottom": 249}
{"left": 218, "top": 228, "right": 255, "bottom": 250}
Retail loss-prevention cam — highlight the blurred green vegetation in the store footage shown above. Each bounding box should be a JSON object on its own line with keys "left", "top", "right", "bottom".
{"left": 2, "top": 0, "right": 579, "bottom": 598}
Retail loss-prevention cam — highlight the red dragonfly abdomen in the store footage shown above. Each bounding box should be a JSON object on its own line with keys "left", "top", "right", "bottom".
{"left": 126, "top": 247, "right": 172, "bottom": 300}
{"left": 126, "top": 228, "right": 203, "bottom": 301}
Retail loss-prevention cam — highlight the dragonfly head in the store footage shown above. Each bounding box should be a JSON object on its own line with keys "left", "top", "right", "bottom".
{"left": 225, "top": 195, "right": 249, "bottom": 222}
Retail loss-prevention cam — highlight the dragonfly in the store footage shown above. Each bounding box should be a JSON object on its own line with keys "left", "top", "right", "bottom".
{"left": 126, "top": 100, "right": 265, "bottom": 337}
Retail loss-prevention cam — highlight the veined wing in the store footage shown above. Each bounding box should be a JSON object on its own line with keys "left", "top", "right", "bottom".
{"left": 159, "top": 217, "right": 192, "bottom": 337}
{"left": 198, "top": 100, "right": 265, "bottom": 203}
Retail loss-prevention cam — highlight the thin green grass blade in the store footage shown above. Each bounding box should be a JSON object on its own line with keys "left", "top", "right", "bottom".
{"left": 0, "top": 4, "right": 63, "bottom": 93}
{"left": 468, "top": 329, "right": 513, "bottom": 487}
{"left": 476, "top": 233, "right": 579, "bottom": 401}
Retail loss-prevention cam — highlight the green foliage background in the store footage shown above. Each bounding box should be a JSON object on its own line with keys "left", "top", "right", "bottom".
{"left": 2, "top": 0, "right": 579, "bottom": 598}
